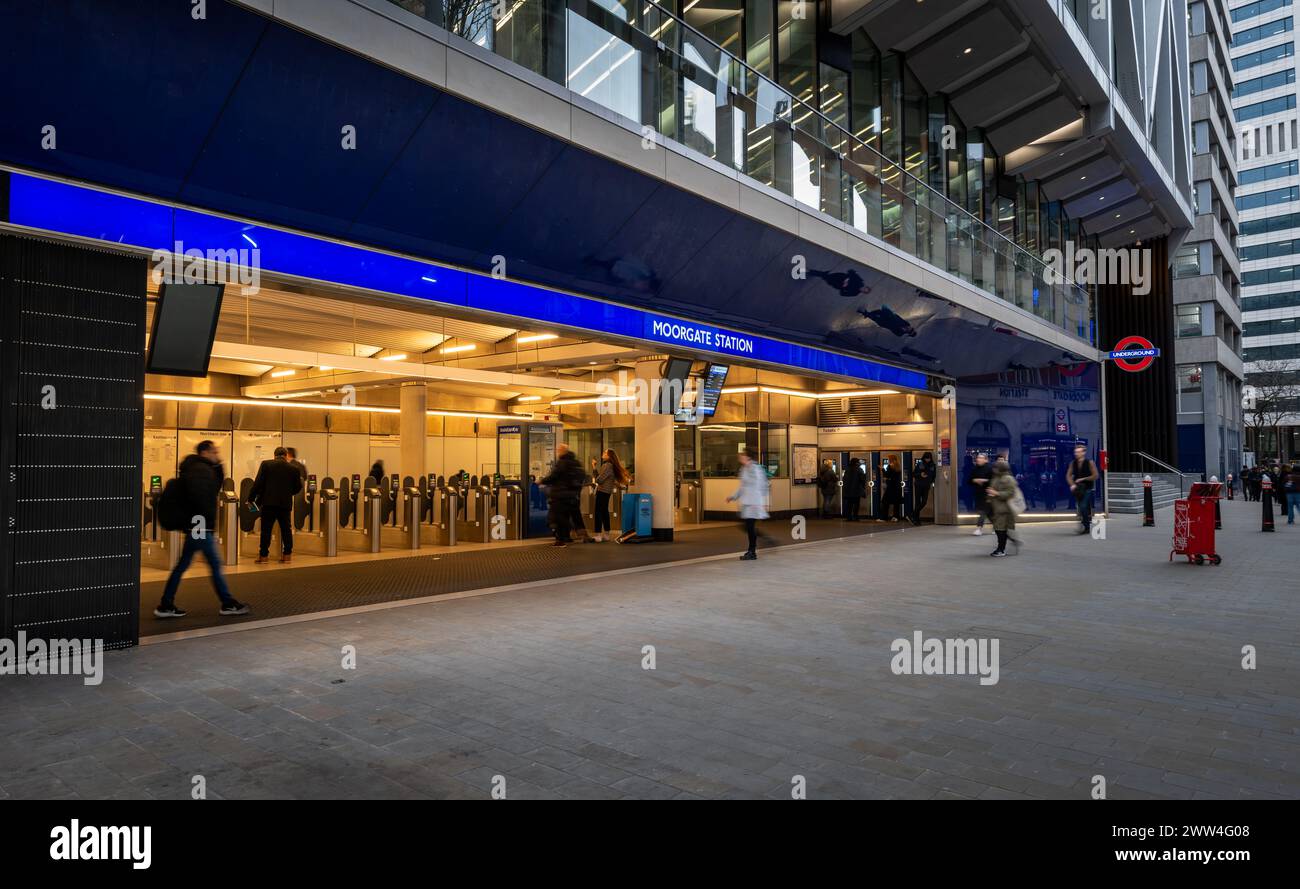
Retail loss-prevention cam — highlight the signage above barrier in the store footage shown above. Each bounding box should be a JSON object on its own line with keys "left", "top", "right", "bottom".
{"left": 4, "top": 172, "right": 934, "bottom": 393}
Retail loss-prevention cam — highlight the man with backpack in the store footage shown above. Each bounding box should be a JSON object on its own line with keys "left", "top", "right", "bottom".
{"left": 1065, "top": 444, "right": 1099, "bottom": 535}
{"left": 155, "top": 440, "right": 250, "bottom": 618}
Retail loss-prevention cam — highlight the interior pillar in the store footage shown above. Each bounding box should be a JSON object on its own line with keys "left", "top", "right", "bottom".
{"left": 634, "top": 359, "right": 675, "bottom": 541}
{"left": 400, "top": 382, "right": 426, "bottom": 482}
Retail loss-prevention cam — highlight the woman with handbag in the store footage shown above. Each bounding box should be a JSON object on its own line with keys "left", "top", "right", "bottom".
{"left": 985, "top": 460, "right": 1024, "bottom": 557}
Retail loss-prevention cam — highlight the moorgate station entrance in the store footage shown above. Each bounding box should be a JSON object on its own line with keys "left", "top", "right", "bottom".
{"left": 0, "top": 172, "right": 989, "bottom": 644}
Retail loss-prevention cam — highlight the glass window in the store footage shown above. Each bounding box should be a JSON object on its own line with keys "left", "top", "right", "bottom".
{"left": 674, "top": 425, "right": 697, "bottom": 474}
{"left": 1178, "top": 365, "right": 1204, "bottom": 414}
{"left": 699, "top": 423, "right": 758, "bottom": 477}
{"left": 761, "top": 424, "right": 788, "bottom": 478}
{"left": 819, "top": 63, "right": 849, "bottom": 131}
{"left": 684, "top": 0, "right": 744, "bottom": 53}
{"left": 1173, "top": 242, "right": 1202, "bottom": 277}
{"left": 566, "top": 10, "right": 642, "bottom": 123}
{"left": 605, "top": 427, "right": 635, "bottom": 476}
{"left": 776, "top": 0, "right": 816, "bottom": 107}
{"left": 745, "top": 0, "right": 774, "bottom": 76}
{"left": 850, "top": 30, "right": 881, "bottom": 152}
{"left": 566, "top": 429, "right": 602, "bottom": 481}
{"left": 1176, "top": 304, "right": 1203, "bottom": 338}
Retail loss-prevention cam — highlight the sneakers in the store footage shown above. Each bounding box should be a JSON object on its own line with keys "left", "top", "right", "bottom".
{"left": 990, "top": 551, "right": 1008, "bottom": 557}
{"left": 972, "top": 528, "right": 983, "bottom": 536}
{"left": 218, "top": 600, "right": 250, "bottom": 616}
{"left": 153, "top": 604, "right": 188, "bottom": 619}
{"left": 739, "top": 551, "right": 757, "bottom": 561}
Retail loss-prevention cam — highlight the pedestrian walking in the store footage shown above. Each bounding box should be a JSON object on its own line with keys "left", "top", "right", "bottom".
{"left": 881, "top": 455, "right": 903, "bottom": 522}
{"left": 1284, "top": 464, "right": 1300, "bottom": 525}
{"left": 249, "top": 446, "right": 303, "bottom": 563}
{"left": 728, "top": 449, "right": 774, "bottom": 559}
{"left": 842, "top": 457, "right": 866, "bottom": 521}
{"left": 985, "top": 460, "right": 1023, "bottom": 557}
{"left": 968, "top": 452, "right": 993, "bottom": 535}
{"left": 154, "top": 441, "right": 250, "bottom": 618}
{"left": 541, "top": 443, "right": 586, "bottom": 546}
{"left": 910, "top": 451, "right": 935, "bottom": 525}
{"left": 1065, "top": 444, "right": 1099, "bottom": 534}
{"left": 816, "top": 459, "right": 839, "bottom": 518}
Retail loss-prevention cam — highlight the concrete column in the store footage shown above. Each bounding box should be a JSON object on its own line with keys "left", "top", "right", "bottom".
{"left": 634, "top": 359, "right": 675, "bottom": 541}
{"left": 400, "top": 382, "right": 426, "bottom": 483}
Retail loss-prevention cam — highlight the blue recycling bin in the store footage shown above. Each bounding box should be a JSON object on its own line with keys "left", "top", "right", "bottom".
{"left": 622, "top": 493, "right": 653, "bottom": 537}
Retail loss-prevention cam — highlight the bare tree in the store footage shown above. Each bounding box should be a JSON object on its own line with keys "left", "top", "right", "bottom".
{"left": 1243, "top": 359, "right": 1300, "bottom": 462}
{"left": 390, "top": 0, "right": 497, "bottom": 44}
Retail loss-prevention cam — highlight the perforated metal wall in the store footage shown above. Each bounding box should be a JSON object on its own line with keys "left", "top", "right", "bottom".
{"left": 0, "top": 235, "right": 146, "bottom": 648}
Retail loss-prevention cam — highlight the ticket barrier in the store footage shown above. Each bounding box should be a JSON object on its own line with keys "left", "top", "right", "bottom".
{"left": 218, "top": 489, "right": 241, "bottom": 567}
{"left": 141, "top": 529, "right": 185, "bottom": 570}
{"left": 422, "top": 484, "right": 458, "bottom": 546}
{"left": 675, "top": 479, "right": 703, "bottom": 525}
{"left": 142, "top": 476, "right": 163, "bottom": 542}
{"left": 380, "top": 481, "right": 421, "bottom": 550}
{"left": 458, "top": 484, "right": 492, "bottom": 543}
{"left": 497, "top": 482, "right": 525, "bottom": 539}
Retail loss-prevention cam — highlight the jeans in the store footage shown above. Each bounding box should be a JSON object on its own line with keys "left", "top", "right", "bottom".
{"left": 258, "top": 505, "right": 293, "bottom": 557}
{"left": 1288, "top": 491, "right": 1300, "bottom": 523}
{"left": 160, "top": 531, "right": 234, "bottom": 607}
{"left": 594, "top": 490, "right": 612, "bottom": 534}
{"left": 1074, "top": 486, "right": 1094, "bottom": 529}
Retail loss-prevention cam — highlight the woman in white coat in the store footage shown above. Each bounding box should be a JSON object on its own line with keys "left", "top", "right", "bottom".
{"left": 727, "top": 449, "right": 772, "bottom": 560}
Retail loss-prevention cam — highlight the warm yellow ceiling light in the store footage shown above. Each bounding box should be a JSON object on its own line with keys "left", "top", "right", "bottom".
{"left": 549, "top": 394, "right": 638, "bottom": 406}
{"left": 269, "top": 369, "right": 296, "bottom": 378}
{"left": 379, "top": 353, "right": 407, "bottom": 361}
{"left": 440, "top": 344, "right": 476, "bottom": 354}
{"left": 515, "top": 395, "right": 543, "bottom": 402}
{"left": 516, "top": 333, "right": 559, "bottom": 344}
{"left": 143, "top": 392, "right": 527, "bottom": 421}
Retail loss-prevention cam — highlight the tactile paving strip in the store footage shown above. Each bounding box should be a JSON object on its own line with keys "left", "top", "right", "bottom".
{"left": 140, "top": 519, "right": 913, "bottom": 636}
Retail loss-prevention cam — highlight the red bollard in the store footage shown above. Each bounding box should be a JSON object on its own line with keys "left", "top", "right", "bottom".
{"left": 1262, "top": 479, "right": 1275, "bottom": 532}
{"left": 1142, "top": 476, "right": 1155, "bottom": 527}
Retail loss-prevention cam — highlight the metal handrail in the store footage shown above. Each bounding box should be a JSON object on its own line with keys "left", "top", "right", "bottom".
{"left": 1133, "top": 451, "right": 1197, "bottom": 497}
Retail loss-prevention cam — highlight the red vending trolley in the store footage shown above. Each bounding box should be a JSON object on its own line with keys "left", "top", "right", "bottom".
{"left": 1170, "top": 482, "right": 1222, "bottom": 565}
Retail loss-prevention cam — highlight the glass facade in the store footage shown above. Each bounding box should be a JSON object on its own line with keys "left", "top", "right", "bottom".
{"left": 384, "top": 0, "right": 1097, "bottom": 343}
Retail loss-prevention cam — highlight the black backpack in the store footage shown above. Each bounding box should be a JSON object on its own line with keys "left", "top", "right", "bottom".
{"left": 157, "top": 477, "right": 191, "bottom": 532}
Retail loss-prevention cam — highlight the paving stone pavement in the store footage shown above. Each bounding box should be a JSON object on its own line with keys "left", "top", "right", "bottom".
{"left": 1, "top": 499, "right": 1297, "bottom": 800}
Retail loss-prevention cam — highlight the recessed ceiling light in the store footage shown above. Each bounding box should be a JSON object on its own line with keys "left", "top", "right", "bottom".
{"left": 379, "top": 353, "right": 407, "bottom": 361}
{"left": 516, "top": 395, "right": 542, "bottom": 402}
{"left": 1099, "top": 196, "right": 1105, "bottom": 201}
{"left": 963, "top": 47, "right": 972, "bottom": 54}
{"left": 517, "top": 333, "right": 558, "bottom": 344}
{"left": 1079, "top": 175, "right": 1087, "bottom": 180}
{"left": 440, "top": 344, "right": 475, "bottom": 354}
{"left": 1115, "top": 213, "right": 1121, "bottom": 218}
{"left": 270, "top": 369, "right": 295, "bottom": 378}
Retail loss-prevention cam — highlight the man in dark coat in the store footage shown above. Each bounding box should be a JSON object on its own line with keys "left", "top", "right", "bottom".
{"left": 249, "top": 447, "right": 304, "bottom": 563}
{"left": 881, "top": 455, "right": 903, "bottom": 522}
{"left": 911, "top": 452, "right": 936, "bottom": 525}
{"left": 541, "top": 444, "right": 587, "bottom": 546}
{"left": 155, "top": 440, "right": 249, "bottom": 618}
{"left": 968, "top": 452, "right": 994, "bottom": 535}
{"left": 842, "top": 457, "right": 866, "bottom": 521}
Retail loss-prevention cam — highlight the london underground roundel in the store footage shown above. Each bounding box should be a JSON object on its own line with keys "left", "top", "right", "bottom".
{"left": 1107, "top": 335, "right": 1160, "bottom": 373}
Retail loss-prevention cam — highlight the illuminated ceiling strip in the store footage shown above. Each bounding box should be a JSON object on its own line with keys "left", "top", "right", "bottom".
{"left": 143, "top": 392, "right": 529, "bottom": 421}
{"left": 719, "top": 386, "right": 901, "bottom": 399}
{"left": 549, "top": 395, "right": 638, "bottom": 405}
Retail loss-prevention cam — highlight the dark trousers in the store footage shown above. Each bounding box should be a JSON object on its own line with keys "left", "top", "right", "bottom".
{"left": 994, "top": 529, "right": 1008, "bottom": 553}
{"left": 161, "top": 532, "right": 233, "bottom": 607}
{"left": 258, "top": 505, "right": 293, "bottom": 556}
{"left": 744, "top": 518, "right": 758, "bottom": 553}
{"left": 913, "top": 485, "right": 931, "bottom": 520}
{"left": 549, "top": 496, "right": 579, "bottom": 541}
{"left": 1074, "top": 486, "right": 1094, "bottom": 529}
{"left": 883, "top": 498, "right": 902, "bottom": 520}
{"left": 974, "top": 498, "right": 991, "bottom": 528}
{"left": 843, "top": 496, "right": 861, "bottom": 520}
{"left": 594, "top": 490, "right": 612, "bottom": 533}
